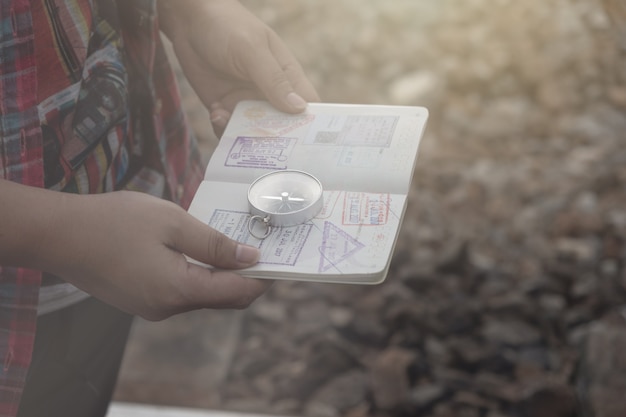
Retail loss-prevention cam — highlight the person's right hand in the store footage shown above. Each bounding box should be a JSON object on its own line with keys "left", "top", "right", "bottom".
{"left": 157, "top": 0, "right": 320, "bottom": 135}
{"left": 0, "top": 180, "right": 271, "bottom": 320}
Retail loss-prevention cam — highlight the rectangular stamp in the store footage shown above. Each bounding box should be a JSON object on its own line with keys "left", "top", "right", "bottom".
{"left": 305, "top": 114, "right": 398, "bottom": 147}
{"left": 338, "top": 147, "right": 384, "bottom": 168}
{"left": 342, "top": 192, "right": 390, "bottom": 226}
{"left": 207, "top": 209, "right": 312, "bottom": 266}
{"left": 258, "top": 224, "right": 313, "bottom": 266}
{"left": 340, "top": 115, "right": 398, "bottom": 147}
{"left": 225, "top": 136, "right": 297, "bottom": 170}
{"left": 208, "top": 209, "right": 257, "bottom": 246}
{"left": 317, "top": 190, "right": 342, "bottom": 220}
{"left": 241, "top": 104, "right": 315, "bottom": 137}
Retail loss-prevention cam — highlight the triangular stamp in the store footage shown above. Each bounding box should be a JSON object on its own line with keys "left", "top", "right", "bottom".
{"left": 318, "top": 221, "right": 365, "bottom": 273}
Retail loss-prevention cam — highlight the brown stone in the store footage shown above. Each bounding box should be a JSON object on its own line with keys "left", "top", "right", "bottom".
{"left": 369, "top": 347, "right": 418, "bottom": 410}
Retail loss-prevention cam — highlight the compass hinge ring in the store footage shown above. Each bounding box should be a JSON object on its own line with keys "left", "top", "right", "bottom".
{"left": 248, "top": 215, "right": 272, "bottom": 239}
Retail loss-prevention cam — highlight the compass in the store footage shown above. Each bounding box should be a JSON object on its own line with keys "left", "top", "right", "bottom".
{"left": 247, "top": 170, "right": 324, "bottom": 239}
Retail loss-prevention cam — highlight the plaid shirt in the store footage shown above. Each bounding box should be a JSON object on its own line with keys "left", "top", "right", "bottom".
{"left": 0, "top": 0, "right": 204, "bottom": 415}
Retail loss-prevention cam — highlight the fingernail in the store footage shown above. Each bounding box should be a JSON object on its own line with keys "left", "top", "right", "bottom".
{"left": 236, "top": 244, "right": 260, "bottom": 264}
{"left": 210, "top": 114, "right": 224, "bottom": 124}
{"left": 286, "top": 92, "right": 307, "bottom": 111}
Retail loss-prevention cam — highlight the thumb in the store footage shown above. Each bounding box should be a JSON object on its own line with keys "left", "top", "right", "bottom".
{"left": 173, "top": 212, "right": 260, "bottom": 269}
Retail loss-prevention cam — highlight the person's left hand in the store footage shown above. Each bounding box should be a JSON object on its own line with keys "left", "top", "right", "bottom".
{"left": 158, "top": 0, "right": 320, "bottom": 135}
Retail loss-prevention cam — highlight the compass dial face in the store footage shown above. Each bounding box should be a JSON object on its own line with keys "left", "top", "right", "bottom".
{"left": 248, "top": 170, "right": 323, "bottom": 216}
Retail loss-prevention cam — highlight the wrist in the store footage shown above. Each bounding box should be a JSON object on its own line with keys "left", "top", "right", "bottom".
{"left": 0, "top": 180, "right": 71, "bottom": 271}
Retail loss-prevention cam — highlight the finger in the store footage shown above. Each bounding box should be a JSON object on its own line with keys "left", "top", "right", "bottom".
{"left": 182, "top": 263, "right": 273, "bottom": 310}
{"left": 209, "top": 105, "right": 231, "bottom": 134}
{"left": 172, "top": 213, "right": 260, "bottom": 269}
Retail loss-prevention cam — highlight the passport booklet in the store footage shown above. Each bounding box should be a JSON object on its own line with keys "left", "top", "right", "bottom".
{"left": 187, "top": 100, "right": 428, "bottom": 284}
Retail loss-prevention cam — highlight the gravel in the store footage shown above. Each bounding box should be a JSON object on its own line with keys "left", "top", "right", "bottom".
{"left": 133, "top": 1, "right": 626, "bottom": 416}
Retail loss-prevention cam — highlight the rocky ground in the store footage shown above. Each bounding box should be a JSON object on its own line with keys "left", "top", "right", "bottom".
{"left": 117, "top": 1, "right": 626, "bottom": 416}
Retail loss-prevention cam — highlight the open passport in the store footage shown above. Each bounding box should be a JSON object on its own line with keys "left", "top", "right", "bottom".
{"left": 187, "top": 100, "right": 428, "bottom": 284}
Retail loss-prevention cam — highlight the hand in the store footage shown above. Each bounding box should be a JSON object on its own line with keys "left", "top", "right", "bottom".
{"left": 158, "top": 0, "right": 320, "bottom": 135}
{"left": 0, "top": 180, "right": 271, "bottom": 321}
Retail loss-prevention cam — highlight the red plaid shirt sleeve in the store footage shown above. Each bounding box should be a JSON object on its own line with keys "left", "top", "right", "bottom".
{"left": 0, "top": 1, "right": 203, "bottom": 415}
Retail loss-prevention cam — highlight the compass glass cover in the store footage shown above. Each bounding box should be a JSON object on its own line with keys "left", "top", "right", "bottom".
{"left": 248, "top": 170, "right": 323, "bottom": 216}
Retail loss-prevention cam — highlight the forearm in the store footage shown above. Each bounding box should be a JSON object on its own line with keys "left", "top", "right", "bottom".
{"left": 0, "top": 179, "right": 75, "bottom": 271}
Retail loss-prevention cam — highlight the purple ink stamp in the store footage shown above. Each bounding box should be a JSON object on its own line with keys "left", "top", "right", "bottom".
{"left": 208, "top": 209, "right": 259, "bottom": 246}
{"left": 318, "top": 221, "right": 365, "bottom": 273}
{"left": 226, "top": 137, "right": 297, "bottom": 169}
{"left": 258, "top": 224, "right": 313, "bottom": 266}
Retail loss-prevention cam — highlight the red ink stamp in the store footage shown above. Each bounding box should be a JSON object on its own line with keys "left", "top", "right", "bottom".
{"left": 342, "top": 192, "right": 390, "bottom": 226}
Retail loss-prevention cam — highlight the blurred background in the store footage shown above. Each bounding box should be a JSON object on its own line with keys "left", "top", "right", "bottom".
{"left": 113, "top": 1, "right": 626, "bottom": 416}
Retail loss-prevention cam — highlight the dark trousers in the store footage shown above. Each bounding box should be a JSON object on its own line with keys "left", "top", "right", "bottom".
{"left": 17, "top": 297, "right": 134, "bottom": 417}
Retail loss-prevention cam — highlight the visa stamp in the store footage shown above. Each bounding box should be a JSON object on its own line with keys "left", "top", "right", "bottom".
{"left": 319, "top": 221, "right": 365, "bottom": 273}
{"left": 226, "top": 136, "right": 297, "bottom": 170}
{"left": 208, "top": 209, "right": 258, "bottom": 246}
{"left": 338, "top": 147, "right": 384, "bottom": 168}
{"left": 342, "top": 192, "right": 390, "bottom": 226}
{"left": 317, "top": 190, "right": 342, "bottom": 219}
{"left": 258, "top": 224, "right": 313, "bottom": 266}
{"left": 208, "top": 209, "right": 312, "bottom": 266}
{"left": 305, "top": 114, "right": 398, "bottom": 147}
{"left": 242, "top": 104, "right": 315, "bottom": 136}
